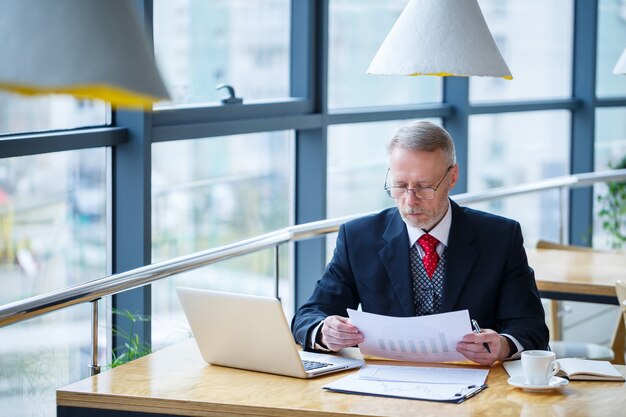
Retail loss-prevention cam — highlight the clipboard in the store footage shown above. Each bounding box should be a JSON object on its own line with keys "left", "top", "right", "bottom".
{"left": 323, "top": 374, "right": 487, "bottom": 403}
{"left": 322, "top": 365, "right": 489, "bottom": 403}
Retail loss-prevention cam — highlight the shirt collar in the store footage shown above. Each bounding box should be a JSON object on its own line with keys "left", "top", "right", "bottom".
{"left": 404, "top": 200, "right": 452, "bottom": 248}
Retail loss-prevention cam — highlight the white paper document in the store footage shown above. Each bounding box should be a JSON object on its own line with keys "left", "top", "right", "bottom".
{"left": 347, "top": 309, "right": 472, "bottom": 362}
{"left": 323, "top": 364, "right": 489, "bottom": 403}
{"left": 358, "top": 364, "right": 489, "bottom": 385}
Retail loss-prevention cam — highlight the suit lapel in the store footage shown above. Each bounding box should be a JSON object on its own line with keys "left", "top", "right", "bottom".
{"left": 441, "top": 200, "right": 479, "bottom": 312}
{"left": 378, "top": 210, "right": 415, "bottom": 316}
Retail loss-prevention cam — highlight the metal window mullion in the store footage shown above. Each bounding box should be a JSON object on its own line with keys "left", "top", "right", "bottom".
{"left": 110, "top": 0, "right": 154, "bottom": 359}
{"left": 326, "top": 104, "right": 452, "bottom": 125}
{"left": 469, "top": 98, "right": 582, "bottom": 115}
{"left": 111, "top": 110, "right": 153, "bottom": 358}
{"left": 292, "top": 0, "right": 329, "bottom": 309}
{"left": 152, "top": 114, "right": 324, "bottom": 142}
{"left": 569, "top": 0, "right": 598, "bottom": 246}
{"left": 0, "top": 127, "right": 127, "bottom": 158}
{"left": 443, "top": 77, "right": 470, "bottom": 194}
{"left": 152, "top": 99, "right": 312, "bottom": 127}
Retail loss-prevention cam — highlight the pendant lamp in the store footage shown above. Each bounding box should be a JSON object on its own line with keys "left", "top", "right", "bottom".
{"left": 614, "top": 48, "right": 626, "bottom": 75}
{"left": 0, "top": 0, "right": 170, "bottom": 109}
{"left": 368, "top": 0, "right": 513, "bottom": 79}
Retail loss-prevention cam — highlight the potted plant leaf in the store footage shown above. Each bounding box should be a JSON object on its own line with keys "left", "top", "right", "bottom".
{"left": 597, "top": 156, "right": 626, "bottom": 249}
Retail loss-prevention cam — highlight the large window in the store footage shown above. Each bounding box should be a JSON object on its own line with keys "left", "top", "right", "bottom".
{"left": 0, "top": 92, "right": 109, "bottom": 135}
{"left": 328, "top": 0, "right": 441, "bottom": 108}
{"left": 471, "top": 0, "right": 574, "bottom": 101}
{"left": 468, "top": 111, "right": 570, "bottom": 245}
{"left": 593, "top": 107, "right": 626, "bottom": 249}
{"left": 151, "top": 131, "right": 293, "bottom": 348}
{"left": 153, "top": 0, "right": 291, "bottom": 106}
{"left": 0, "top": 149, "right": 108, "bottom": 303}
{"left": 151, "top": 131, "right": 292, "bottom": 260}
{"left": 597, "top": 0, "right": 626, "bottom": 97}
{"left": 327, "top": 121, "right": 398, "bottom": 218}
{"left": 0, "top": 150, "right": 107, "bottom": 417}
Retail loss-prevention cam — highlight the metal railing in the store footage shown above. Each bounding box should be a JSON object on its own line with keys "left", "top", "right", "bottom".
{"left": 1, "top": 169, "right": 625, "bottom": 374}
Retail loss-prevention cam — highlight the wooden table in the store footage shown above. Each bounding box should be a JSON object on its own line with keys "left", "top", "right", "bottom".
{"left": 527, "top": 247, "right": 626, "bottom": 364}
{"left": 57, "top": 339, "right": 626, "bottom": 417}
{"left": 527, "top": 248, "right": 626, "bottom": 305}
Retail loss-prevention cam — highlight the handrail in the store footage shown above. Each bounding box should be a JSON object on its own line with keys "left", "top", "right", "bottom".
{"left": 0, "top": 229, "right": 291, "bottom": 327}
{"left": 1, "top": 168, "right": 625, "bottom": 328}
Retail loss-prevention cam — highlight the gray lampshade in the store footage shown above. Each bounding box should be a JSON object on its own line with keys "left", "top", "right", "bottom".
{"left": 368, "top": 0, "right": 513, "bottom": 79}
{"left": 0, "top": 0, "right": 170, "bottom": 109}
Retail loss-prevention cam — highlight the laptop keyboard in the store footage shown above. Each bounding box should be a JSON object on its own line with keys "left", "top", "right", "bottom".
{"left": 302, "top": 359, "right": 333, "bottom": 371}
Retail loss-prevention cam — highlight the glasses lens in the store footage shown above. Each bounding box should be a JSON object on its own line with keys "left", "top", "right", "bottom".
{"left": 415, "top": 188, "right": 435, "bottom": 199}
{"left": 387, "top": 187, "right": 402, "bottom": 198}
{"left": 387, "top": 187, "right": 435, "bottom": 199}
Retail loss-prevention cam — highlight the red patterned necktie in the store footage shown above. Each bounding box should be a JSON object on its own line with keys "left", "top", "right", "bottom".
{"left": 417, "top": 234, "right": 440, "bottom": 278}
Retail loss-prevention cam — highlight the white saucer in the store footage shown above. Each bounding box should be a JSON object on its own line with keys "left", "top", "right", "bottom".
{"left": 507, "top": 375, "right": 569, "bottom": 392}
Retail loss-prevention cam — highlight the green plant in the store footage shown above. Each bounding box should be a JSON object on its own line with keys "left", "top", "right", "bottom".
{"left": 110, "top": 308, "right": 152, "bottom": 368}
{"left": 597, "top": 156, "right": 626, "bottom": 249}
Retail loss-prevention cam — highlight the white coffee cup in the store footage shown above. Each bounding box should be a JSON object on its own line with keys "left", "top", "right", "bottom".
{"left": 521, "top": 350, "right": 560, "bottom": 385}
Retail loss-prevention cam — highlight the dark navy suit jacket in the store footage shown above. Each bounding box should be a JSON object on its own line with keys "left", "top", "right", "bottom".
{"left": 291, "top": 200, "right": 549, "bottom": 352}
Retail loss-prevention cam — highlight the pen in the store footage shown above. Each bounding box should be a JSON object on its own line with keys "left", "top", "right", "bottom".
{"left": 471, "top": 319, "right": 491, "bottom": 353}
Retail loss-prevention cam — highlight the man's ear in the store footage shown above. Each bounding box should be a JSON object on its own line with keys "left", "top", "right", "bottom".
{"left": 449, "top": 164, "right": 459, "bottom": 189}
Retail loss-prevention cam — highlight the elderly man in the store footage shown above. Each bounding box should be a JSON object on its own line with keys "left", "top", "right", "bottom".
{"left": 291, "top": 121, "right": 548, "bottom": 366}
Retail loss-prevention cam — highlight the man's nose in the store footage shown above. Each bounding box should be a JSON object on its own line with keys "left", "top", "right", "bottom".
{"left": 404, "top": 189, "right": 421, "bottom": 204}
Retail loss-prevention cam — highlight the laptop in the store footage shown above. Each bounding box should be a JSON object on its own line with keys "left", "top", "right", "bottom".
{"left": 176, "top": 287, "right": 364, "bottom": 378}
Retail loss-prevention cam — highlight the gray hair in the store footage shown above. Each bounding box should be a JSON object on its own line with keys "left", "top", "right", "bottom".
{"left": 386, "top": 121, "right": 457, "bottom": 166}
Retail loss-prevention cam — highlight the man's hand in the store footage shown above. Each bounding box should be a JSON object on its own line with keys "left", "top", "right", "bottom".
{"left": 319, "top": 315, "right": 364, "bottom": 351}
{"left": 456, "top": 328, "right": 510, "bottom": 366}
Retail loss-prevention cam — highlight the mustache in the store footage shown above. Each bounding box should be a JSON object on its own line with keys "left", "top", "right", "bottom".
{"left": 402, "top": 207, "right": 425, "bottom": 216}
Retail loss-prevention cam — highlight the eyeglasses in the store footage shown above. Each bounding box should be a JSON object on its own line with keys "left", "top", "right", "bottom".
{"left": 384, "top": 165, "right": 453, "bottom": 200}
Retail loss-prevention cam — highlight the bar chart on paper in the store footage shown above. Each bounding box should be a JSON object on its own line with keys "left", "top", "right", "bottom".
{"left": 377, "top": 332, "right": 452, "bottom": 355}
{"left": 348, "top": 309, "right": 472, "bottom": 362}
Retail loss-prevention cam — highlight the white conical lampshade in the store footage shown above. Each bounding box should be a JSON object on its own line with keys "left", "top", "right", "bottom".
{"left": 368, "top": 0, "right": 513, "bottom": 79}
{"left": 0, "top": 0, "right": 170, "bottom": 109}
{"left": 614, "top": 48, "right": 626, "bottom": 75}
